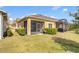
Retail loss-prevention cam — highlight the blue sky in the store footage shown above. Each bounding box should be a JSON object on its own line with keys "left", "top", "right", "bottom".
{"left": 0, "top": 6, "right": 77, "bottom": 22}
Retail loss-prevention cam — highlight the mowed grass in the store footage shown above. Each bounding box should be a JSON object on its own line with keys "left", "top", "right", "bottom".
{"left": 0, "top": 31, "right": 79, "bottom": 53}
{"left": 53, "top": 31, "right": 79, "bottom": 53}
{"left": 0, "top": 34, "right": 65, "bottom": 53}
{"left": 55, "top": 31, "right": 79, "bottom": 43}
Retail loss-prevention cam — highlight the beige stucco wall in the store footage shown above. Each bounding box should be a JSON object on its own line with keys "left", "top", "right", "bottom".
{"left": 27, "top": 18, "right": 31, "bottom": 35}
{"left": 20, "top": 18, "right": 56, "bottom": 35}
{"left": 28, "top": 18, "right": 56, "bottom": 29}
{"left": 44, "top": 21, "right": 56, "bottom": 28}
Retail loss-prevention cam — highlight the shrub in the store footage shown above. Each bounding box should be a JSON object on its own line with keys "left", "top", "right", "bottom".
{"left": 75, "top": 29, "right": 79, "bottom": 34}
{"left": 68, "top": 24, "right": 78, "bottom": 31}
{"left": 7, "top": 28, "right": 13, "bottom": 37}
{"left": 16, "top": 27, "right": 26, "bottom": 36}
{"left": 58, "top": 28, "right": 64, "bottom": 32}
{"left": 43, "top": 28, "right": 57, "bottom": 35}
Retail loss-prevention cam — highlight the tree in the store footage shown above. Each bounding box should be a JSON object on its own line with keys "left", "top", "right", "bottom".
{"left": 69, "top": 7, "right": 79, "bottom": 29}
{"left": 69, "top": 7, "right": 79, "bottom": 34}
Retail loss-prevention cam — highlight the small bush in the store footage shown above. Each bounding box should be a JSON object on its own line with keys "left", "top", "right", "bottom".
{"left": 68, "top": 24, "right": 78, "bottom": 31}
{"left": 75, "top": 29, "right": 79, "bottom": 34}
{"left": 16, "top": 27, "right": 26, "bottom": 36}
{"left": 58, "top": 28, "right": 64, "bottom": 32}
{"left": 7, "top": 28, "right": 13, "bottom": 37}
{"left": 43, "top": 28, "right": 57, "bottom": 35}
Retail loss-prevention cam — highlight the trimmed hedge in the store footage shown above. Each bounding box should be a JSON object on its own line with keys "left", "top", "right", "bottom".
{"left": 7, "top": 28, "right": 13, "bottom": 37}
{"left": 43, "top": 28, "right": 57, "bottom": 35}
{"left": 16, "top": 27, "right": 26, "bottom": 36}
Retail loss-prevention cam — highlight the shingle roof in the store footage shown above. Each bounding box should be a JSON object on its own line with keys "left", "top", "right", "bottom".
{"left": 28, "top": 14, "right": 57, "bottom": 22}
{"left": 18, "top": 14, "right": 57, "bottom": 23}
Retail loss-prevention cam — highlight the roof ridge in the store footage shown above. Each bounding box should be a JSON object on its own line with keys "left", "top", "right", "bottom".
{"left": 28, "top": 14, "right": 56, "bottom": 20}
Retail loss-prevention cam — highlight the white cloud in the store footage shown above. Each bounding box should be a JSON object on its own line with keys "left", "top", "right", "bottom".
{"left": 9, "top": 18, "right": 13, "bottom": 21}
{"left": 9, "top": 18, "right": 15, "bottom": 24}
{"left": 50, "top": 16, "right": 56, "bottom": 18}
{"left": 32, "top": 13, "right": 37, "bottom": 15}
{"left": 63, "top": 8, "right": 68, "bottom": 12}
{"left": 52, "top": 6, "right": 61, "bottom": 10}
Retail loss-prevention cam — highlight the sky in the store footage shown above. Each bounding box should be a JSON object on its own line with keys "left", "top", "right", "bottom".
{"left": 0, "top": 6, "right": 77, "bottom": 23}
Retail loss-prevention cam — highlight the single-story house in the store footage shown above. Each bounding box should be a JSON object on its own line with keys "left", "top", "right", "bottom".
{"left": 56, "top": 19, "right": 68, "bottom": 32}
{"left": 0, "top": 11, "right": 8, "bottom": 39}
{"left": 15, "top": 14, "right": 57, "bottom": 35}
{"left": 15, "top": 14, "right": 68, "bottom": 35}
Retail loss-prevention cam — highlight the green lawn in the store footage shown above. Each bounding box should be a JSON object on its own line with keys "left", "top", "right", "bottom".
{"left": 0, "top": 31, "right": 79, "bottom": 53}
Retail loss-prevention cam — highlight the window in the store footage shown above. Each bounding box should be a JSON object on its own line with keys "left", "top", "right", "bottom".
{"left": 48, "top": 24, "right": 52, "bottom": 29}
{"left": 31, "top": 22, "right": 36, "bottom": 32}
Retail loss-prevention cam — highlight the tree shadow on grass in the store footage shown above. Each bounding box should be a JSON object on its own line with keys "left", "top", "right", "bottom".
{"left": 53, "top": 37, "right": 79, "bottom": 53}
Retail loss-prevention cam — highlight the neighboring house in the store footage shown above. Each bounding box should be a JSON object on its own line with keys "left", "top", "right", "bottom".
{"left": 16, "top": 14, "right": 57, "bottom": 35}
{"left": 56, "top": 19, "right": 68, "bottom": 32}
{"left": 0, "top": 11, "right": 8, "bottom": 39}
{"left": 11, "top": 18, "right": 20, "bottom": 29}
